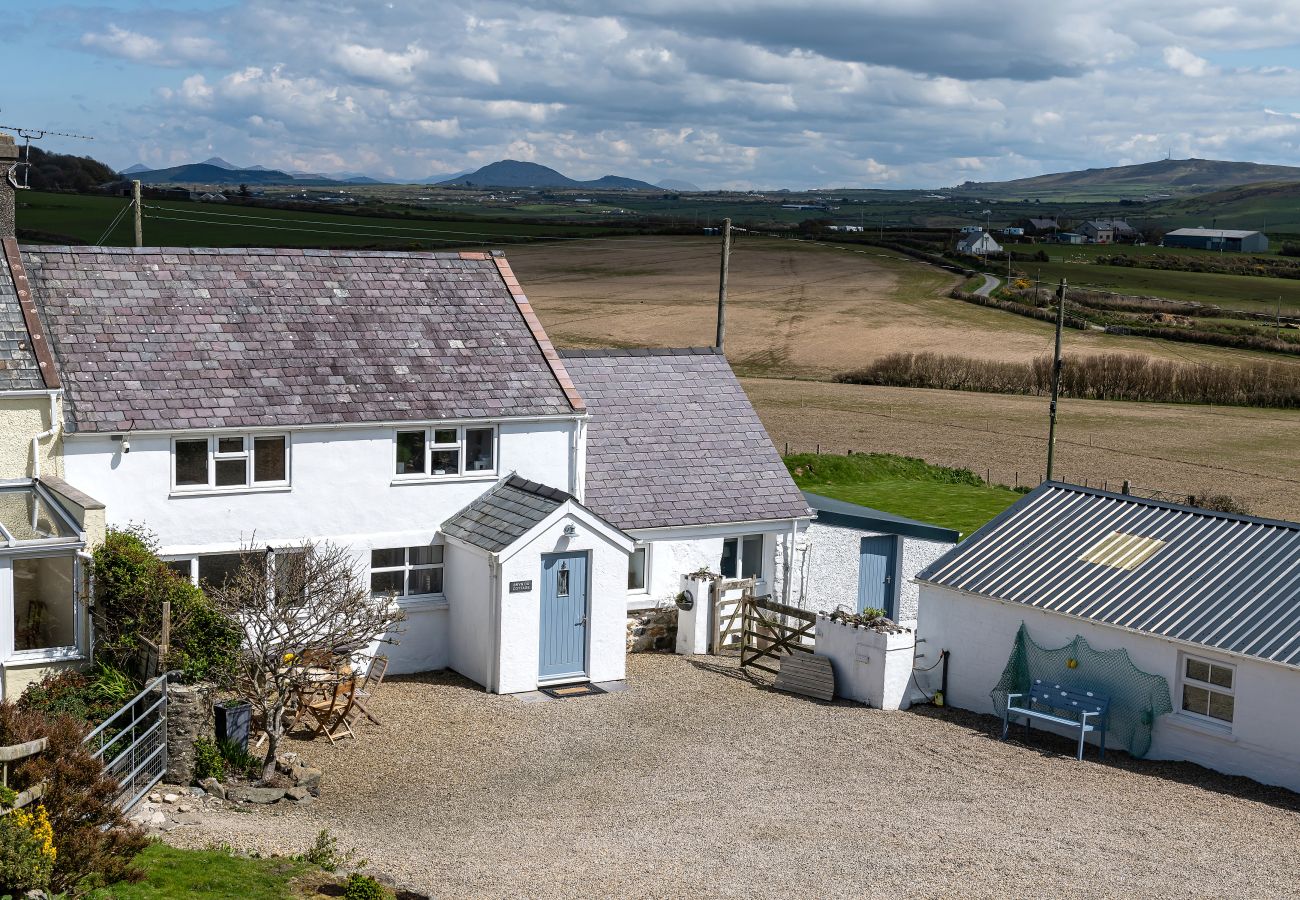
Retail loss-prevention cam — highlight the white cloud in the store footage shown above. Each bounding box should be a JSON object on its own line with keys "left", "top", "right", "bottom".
{"left": 333, "top": 43, "right": 428, "bottom": 86}
{"left": 1163, "top": 45, "right": 1215, "bottom": 77}
{"left": 79, "top": 23, "right": 224, "bottom": 66}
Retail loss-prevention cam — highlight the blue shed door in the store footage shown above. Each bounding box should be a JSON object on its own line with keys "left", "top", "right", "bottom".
{"left": 539, "top": 551, "right": 589, "bottom": 681}
{"left": 857, "top": 536, "right": 897, "bottom": 618}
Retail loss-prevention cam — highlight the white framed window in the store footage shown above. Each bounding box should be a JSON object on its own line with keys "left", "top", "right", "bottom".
{"left": 721, "top": 535, "right": 764, "bottom": 580}
{"left": 172, "top": 434, "right": 290, "bottom": 491}
{"left": 371, "top": 545, "right": 445, "bottom": 598}
{"left": 9, "top": 554, "right": 79, "bottom": 657}
{"left": 1179, "top": 654, "right": 1235, "bottom": 726}
{"left": 394, "top": 425, "right": 497, "bottom": 479}
{"left": 628, "top": 544, "right": 649, "bottom": 593}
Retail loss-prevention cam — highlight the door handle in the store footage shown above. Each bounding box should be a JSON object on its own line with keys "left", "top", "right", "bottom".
{"left": 576, "top": 615, "right": 588, "bottom": 627}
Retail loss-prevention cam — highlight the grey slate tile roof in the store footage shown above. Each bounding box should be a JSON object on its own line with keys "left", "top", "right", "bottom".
{"left": 560, "top": 348, "right": 811, "bottom": 530}
{"left": 0, "top": 252, "right": 43, "bottom": 391}
{"left": 22, "top": 247, "right": 577, "bottom": 432}
{"left": 441, "top": 475, "right": 575, "bottom": 553}
{"left": 917, "top": 482, "right": 1300, "bottom": 668}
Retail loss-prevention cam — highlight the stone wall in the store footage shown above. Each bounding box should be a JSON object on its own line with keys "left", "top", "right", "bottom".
{"left": 166, "top": 683, "right": 214, "bottom": 785}
{"left": 626, "top": 605, "right": 678, "bottom": 652}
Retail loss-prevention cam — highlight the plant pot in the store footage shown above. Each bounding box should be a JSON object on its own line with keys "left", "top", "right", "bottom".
{"left": 214, "top": 701, "right": 252, "bottom": 752}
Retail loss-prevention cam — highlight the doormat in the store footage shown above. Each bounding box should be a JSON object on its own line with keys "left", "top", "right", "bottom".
{"left": 539, "top": 683, "right": 607, "bottom": 699}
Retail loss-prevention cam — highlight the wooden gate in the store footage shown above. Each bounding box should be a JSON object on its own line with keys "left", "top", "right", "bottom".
{"left": 710, "top": 577, "right": 756, "bottom": 653}
{"left": 739, "top": 596, "right": 816, "bottom": 675}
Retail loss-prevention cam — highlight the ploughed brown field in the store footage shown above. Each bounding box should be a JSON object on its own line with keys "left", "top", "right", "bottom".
{"left": 510, "top": 236, "right": 1300, "bottom": 520}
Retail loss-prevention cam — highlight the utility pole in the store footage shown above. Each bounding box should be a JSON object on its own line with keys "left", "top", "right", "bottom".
{"left": 1046, "top": 278, "right": 1067, "bottom": 482}
{"left": 132, "top": 179, "right": 143, "bottom": 247}
{"left": 715, "top": 217, "right": 731, "bottom": 349}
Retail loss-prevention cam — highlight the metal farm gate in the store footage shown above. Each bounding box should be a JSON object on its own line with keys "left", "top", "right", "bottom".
{"left": 83, "top": 672, "right": 171, "bottom": 812}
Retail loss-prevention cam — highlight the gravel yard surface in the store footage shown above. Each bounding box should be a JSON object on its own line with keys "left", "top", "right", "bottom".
{"left": 168, "top": 654, "right": 1300, "bottom": 898}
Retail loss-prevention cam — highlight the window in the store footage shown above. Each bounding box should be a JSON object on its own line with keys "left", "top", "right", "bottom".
{"left": 172, "top": 434, "right": 289, "bottom": 490}
{"left": 393, "top": 426, "right": 496, "bottom": 478}
{"left": 1180, "top": 655, "right": 1234, "bottom": 725}
{"left": 198, "top": 552, "right": 257, "bottom": 591}
{"left": 721, "top": 535, "right": 764, "bottom": 580}
{"left": 13, "top": 555, "right": 76, "bottom": 652}
{"left": 628, "top": 545, "right": 648, "bottom": 592}
{"left": 371, "top": 545, "right": 444, "bottom": 598}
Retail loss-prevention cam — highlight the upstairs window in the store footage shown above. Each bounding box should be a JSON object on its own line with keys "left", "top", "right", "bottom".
{"left": 394, "top": 426, "right": 496, "bottom": 479}
{"left": 173, "top": 435, "right": 289, "bottom": 491}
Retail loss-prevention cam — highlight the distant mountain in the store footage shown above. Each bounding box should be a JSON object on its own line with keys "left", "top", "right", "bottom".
{"left": 131, "top": 163, "right": 333, "bottom": 185}
{"left": 950, "top": 158, "right": 1300, "bottom": 200}
{"left": 413, "top": 170, "right": 472, "bottom": 185}
{"left": 438, "top": 159, "right": 659, "bottom": 191}
{"left": 120, "top": 163, "right": 151, "bottom": 175}
{"left": 200, "top": 156, "right": 241, "bottom": 170}
{"left": 658, "top": 178, "right": 701, "bottom": 191}
{"left": 343, "top": 176, "right": 384, "bottom": 184}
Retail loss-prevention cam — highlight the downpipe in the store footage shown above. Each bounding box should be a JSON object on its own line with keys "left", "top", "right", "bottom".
{"left": 30, "top": 392, "right": 59, "bottom": 479}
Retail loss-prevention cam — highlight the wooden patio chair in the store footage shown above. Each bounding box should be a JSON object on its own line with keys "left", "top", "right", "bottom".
{"left": 302, "top": 672, "right": 359, "bottom": 745}
{"left": 350, "top": 655, "right": 388, "bottom": 727}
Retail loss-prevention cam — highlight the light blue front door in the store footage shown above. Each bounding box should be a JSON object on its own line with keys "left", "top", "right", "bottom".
{"left": 858, "top": 536, "right": 898, "bottom": 618}
{"left": 539, "top": 551, "right": 589, "bottom": 681}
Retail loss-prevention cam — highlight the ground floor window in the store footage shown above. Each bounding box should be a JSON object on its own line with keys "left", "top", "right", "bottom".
{"left": 371, "top": 545, "right": 444, "bottom": 598}
{"left": 1180, "top": 654, "right": 1234, "bottom": 725}
{"left": 720, "top": 535, "right": 764, "bottom": 580}
{"left": 12, "top": 555, "right": 76, "bottom": 652}
{"left": 628, "top": 545, "right": 648, "bottom": 592}
{"left": 165, "top": 552, "right": 261, "bottom": 591}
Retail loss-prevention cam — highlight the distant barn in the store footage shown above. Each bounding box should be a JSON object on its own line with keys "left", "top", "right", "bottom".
{"left": 1163, "top": 228, "right": 1268, "bottom": 252}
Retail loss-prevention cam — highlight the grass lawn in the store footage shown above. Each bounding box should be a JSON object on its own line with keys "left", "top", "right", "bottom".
{"left": 89, "top": 843, "right": 314, "bottom": 900}
{"left": 786, "top": 451, "right": 1022, "bottom": 538}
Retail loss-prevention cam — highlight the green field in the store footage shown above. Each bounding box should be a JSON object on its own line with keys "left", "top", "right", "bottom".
{"left": 786, "top": 452, "right": 1022, "bottom": 539}
{"left": 17, "top": 191, "right": 614, "bottom": 249}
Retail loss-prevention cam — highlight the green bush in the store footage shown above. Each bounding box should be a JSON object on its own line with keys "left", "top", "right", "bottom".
{"left": 93, "top": 527, "right": 240, "bottom": 684}
{"left": 192, "top": 738, "right": 225, "bottom": 782}
{"left": 0, "top": 803, "right": 56, "bottom": 894}
{"left": 17, "top": 668, "right": 129, "bottom": 726}
{"left": 0, "top": 705, "right": 147, "bottom": 893}
{"left": 300, "top": 829, "right": 341, "bottom": 872}
{"left": 343, "top": 872, "right": 387, "bottom": 900}
{"left": 216, "top": 738, "right": 262, "bottom": 781}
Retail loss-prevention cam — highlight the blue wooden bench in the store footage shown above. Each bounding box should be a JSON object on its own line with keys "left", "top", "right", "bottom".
{"left": 1002, "top": 679, "right": 1110, "bottom": 760}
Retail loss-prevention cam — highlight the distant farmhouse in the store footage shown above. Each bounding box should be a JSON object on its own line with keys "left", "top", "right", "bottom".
{"left": 958, "top": 231, "right": 1002, "bottom": 255}
{"left": 1077, "top": 218, "right": 1137, "bottom": 244}
{"left": 1026, "top": 217, "right": 1059, "bottom": 236}
{"left": 1164, "top": 228, "right": 1268, "bottom": 253}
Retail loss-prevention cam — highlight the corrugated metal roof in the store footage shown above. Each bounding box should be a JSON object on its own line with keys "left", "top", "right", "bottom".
{"left": 1165, "top": 228, "right": 1262, "bottom": 239}
{"left": 916, "top": 483, "right": 1300, "bottom": 668}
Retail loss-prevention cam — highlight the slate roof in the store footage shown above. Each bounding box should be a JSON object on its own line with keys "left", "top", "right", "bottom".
{"left": 22, "top": 247, "right": 579, "bottom": 432}
{"left": 0, "top": 248, "right": 43, "bottom": 391}
{"left": 441, "top": 474, "right": 574, "bottom": 553}
{"left": 917, "top": 483, "right": 1300, "bottom": 668}
{"left": 560, "top": 348, "right": 811, "bottom": 530}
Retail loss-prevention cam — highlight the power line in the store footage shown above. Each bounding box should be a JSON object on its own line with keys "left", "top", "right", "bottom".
{"left": 94, "top": 198, "right": 134, "bottom": 246}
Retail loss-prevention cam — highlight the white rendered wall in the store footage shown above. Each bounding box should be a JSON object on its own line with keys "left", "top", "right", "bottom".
{"left": 495, "top": 508, "right": 629, "bottom": 693}
{"left": 62, "top": 419, "right": 575, "bottom": 553}
{"left": 445, "top": 542, "right": 492, "bottom": 688}
{"left": 629, "top": 526, "right": 795, "bottom": 612}
{"left": 917, "top": 585, "right": 1300, "bottom": 793}
{"left": 776, "top": 523, "right": 952, "bottom": 625}
{"left": 815, "top": 616, "right": 916, "bottom": 710}
{"left": 378, "top": 602, "right": 449, "bottom": 676}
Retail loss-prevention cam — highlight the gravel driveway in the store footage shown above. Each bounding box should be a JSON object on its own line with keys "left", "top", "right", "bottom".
{"left": 169, "top": 654, "right": 1300, "bottom": 898}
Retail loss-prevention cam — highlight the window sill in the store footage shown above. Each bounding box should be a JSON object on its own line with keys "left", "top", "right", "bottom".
{"left": 1165, "top": 713, "right": 1236, "bottom": 742}
{"left": 170, "top": 485, "right": 292, "bottom": 499}
{"left": 393, "top": 594, "right": 449, "bottom": 611}
{"left": 6, "top": 649, "right": 84, "bottom": 667}
{"left": 390, "top": 473, "right": 499, "bottom": 487}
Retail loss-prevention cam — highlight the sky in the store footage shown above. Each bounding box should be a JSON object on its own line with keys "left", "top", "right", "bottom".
{"left": 6, "top": 1, "right": 1300, "bottom": 189}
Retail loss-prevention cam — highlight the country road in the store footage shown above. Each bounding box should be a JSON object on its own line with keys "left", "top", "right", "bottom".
{"left": 975, "top": 272, "right": 999, "bottom": 296}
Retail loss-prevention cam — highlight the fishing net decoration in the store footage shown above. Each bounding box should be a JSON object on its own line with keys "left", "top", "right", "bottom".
{"left": 991, "top": 623, "right": 1173, "bottom": 758}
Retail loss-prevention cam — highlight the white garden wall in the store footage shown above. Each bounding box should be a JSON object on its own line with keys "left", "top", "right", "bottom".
{"left": 445, "top": 541, "right": 492, "bottom": 687}
{"left": 917, "top": 584, "right": 1300, "bottom": 793}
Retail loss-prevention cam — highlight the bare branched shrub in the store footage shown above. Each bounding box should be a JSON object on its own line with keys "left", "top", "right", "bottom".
{"left": 208, "top": 541, "right": 405, "bottom": 780}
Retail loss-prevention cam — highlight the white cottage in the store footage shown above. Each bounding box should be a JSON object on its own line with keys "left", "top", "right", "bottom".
{"left": 916, "top": 482, "right": 1300, "bottom": 793}
{"left": 16, "top": 244, "right": 810, "bottom": 695}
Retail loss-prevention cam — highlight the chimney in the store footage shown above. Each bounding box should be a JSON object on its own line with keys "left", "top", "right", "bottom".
{"left": 0, "top": 133, "right": 17, "bottom": 238}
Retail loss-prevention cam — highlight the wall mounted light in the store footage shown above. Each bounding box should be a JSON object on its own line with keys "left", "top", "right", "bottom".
{"left": 562, "top": 523, "right": 577, "bottom": 538}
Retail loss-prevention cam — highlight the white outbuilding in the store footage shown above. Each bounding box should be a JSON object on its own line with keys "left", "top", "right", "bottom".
{"left": 916, "top": 482, "right": 1300, "bottom": 792}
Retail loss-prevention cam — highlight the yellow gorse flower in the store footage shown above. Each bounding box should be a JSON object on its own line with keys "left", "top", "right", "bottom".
{"left": 11, "top": 804, "right": 56, "bottom": 862}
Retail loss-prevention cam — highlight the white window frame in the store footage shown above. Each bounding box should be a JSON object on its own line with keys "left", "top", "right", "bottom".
{"left": 0, "top": 551, "right": 86, "bottom": 665}
{"left": 171, "top": 433, "right": 291, "bottom": 493}
{"left": 392, "top": 424, "right": 498, "bottom": 482}
{"left": 1177, "top": 652, "right": 1235, "bottom": 729}
{"left": 370, "top": 545, "right": 446, "bottom": 601}
{"left": 627, "top": 543, "right": 651, "bottom": 595}
{"left": 721, "top": 534, "right": 765, "bottom": 581}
